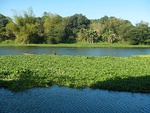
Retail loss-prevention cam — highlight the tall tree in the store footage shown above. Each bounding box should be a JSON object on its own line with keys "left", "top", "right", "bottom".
{"left": 100, "top": 16, "right": 125, "bottom": 43}
{"left": 125, "top": 21, "right": 150, "bottom": 45}
{"left": 43, "top": 12, "right": 67, "bottom": 44}
{"left": 117, "top": 20, "right": 133, "bottom": 43}
{"left": 6, "top": 7, "right": 43, "bottom": 44}
{"left": 0, "top": 14, "right": 10, "bottom": 42}
{"left": 65, "top": 14, "right": 90, "bottom": 41}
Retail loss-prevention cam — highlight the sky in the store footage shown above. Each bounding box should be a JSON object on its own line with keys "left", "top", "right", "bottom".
{"left": 0, "top": 0, "right": 149, "bottom": 25}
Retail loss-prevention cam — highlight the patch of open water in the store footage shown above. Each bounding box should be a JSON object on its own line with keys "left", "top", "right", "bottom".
{"left": 0, "top": 46, "right": 150, "bottom": 56}
{"left": 0, "top": 85, "right": 150, "bottom": 113}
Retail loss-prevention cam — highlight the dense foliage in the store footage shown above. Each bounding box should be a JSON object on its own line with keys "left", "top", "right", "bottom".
{"left": 0, "top": 55, "right": 150, "bottom": 92}
{"left": 0, "top": 8, "right": 150, "bottom": 45}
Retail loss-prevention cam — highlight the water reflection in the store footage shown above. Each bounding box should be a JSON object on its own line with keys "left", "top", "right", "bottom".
{"left": 0, "top": 46, "right": 150, "bottom": 56}
{"left": 0, "top": 85, "right": 150, "bottom": 113}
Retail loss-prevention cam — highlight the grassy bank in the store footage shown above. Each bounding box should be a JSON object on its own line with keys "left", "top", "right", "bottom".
{"left": 0, "top": 42, "right": 150, "bottom": 48}
{"left": 0, "top": 55, "right": 150, "bottom": 93}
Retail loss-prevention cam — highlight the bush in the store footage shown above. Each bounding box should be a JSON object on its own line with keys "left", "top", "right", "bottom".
{"left": 2, "top": 40, "right": 15, "bottom": 44}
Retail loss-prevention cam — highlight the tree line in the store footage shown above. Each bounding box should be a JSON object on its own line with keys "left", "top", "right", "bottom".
{"left": 0, "top": 8, "right": 150, "bottom": 45}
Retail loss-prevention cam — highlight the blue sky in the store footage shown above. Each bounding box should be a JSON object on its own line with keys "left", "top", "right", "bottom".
{"left": 0, "top": 0, "right": 149, "bottom": 25}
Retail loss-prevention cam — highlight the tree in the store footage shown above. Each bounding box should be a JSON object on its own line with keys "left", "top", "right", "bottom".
{"left": 88, "top": 29, "right": 99, "bottom": 43}
{"left": 102, "top": 29, "right": 116, "bottom": 43}
{"left": 0, "top": 14, "right": 10, "bottom": 42}
{"left": 125, "top": 21, "right": 150, "bottom": 45}
{"left": 90, "top": 19, "right": 102, "bottom": 34}
{"left": 136, "top": 21, "right": 150, "bottom": 44}
{"left": 80, "top": 28, "right": 89, "bottom": 42}
{"left": 6, "top": 7, "right": 43, "bottom": 44}
{"left": 65, "top": 14, "right": 90, "bottom": 41}
{"left": 99, "top": 15, "right": 109, "bottom": 24}
{"left": 0, "top": 14, "right": 9, "bottom": 27}
{"left": 117, "top": 20, "right": 133, "bottom": 43}
{"left": 1, "top": 11, "right": 150, "bottom": 45}
{"left": 100, "top": 16, "right": 125, "bottom": 43}
{"left": 43, "top": 12, "right": 67, "bottom": 44}
{"left": 46, "top": 23, "right": 66, "bottom": 44}
{"left": 81, "top": 28, "right": 99, "bottom": 43}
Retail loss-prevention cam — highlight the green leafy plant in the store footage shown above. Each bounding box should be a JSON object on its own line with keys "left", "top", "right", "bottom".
{"left": 0, "top": 55, "right": 150, "bottom": 92}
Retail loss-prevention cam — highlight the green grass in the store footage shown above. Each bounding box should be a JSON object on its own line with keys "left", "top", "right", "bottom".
{"left": 0, "top": 55, "right": 150, "bottom": 93}
{"left": 0, "top": 42, "right": 150, "bottom": 48}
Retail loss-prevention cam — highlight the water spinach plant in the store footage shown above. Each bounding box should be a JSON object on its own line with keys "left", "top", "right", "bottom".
{"left": 0, "top": 55, "right": 150, "bottom": 93}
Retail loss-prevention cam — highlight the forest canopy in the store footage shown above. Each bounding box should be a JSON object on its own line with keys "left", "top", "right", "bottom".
{"left": 0, "top": 8, "right": 150, "bottom": 45}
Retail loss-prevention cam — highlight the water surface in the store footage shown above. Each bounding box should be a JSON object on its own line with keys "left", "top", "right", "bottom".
{"left": 0, "top": 46, "right": 150, "bottom": 56}
{"left": 0, "top": 85, "right": 150, "bottom": 113}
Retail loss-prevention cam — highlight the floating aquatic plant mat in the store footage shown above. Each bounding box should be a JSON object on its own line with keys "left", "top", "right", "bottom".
{"left": 0, "top": 55, "right": 150, "bottom": 93}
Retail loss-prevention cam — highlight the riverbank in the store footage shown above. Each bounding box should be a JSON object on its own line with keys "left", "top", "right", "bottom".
{"left": 0, "top": 55, "right": 150, "bottom": 93}
{"left": 0, "top": 42, "right": 150, "bottom": 48}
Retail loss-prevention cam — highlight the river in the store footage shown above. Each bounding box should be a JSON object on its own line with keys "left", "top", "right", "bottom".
{"left": 0, "top": 46, "right": 150, "bottom": 113}
{"left": 0, "top": 46, "right": 150, "bottom": 56}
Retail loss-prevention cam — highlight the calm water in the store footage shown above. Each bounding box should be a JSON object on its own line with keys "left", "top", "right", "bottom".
{"left": 0, "top": 46, "right": 150, "bottom": 56}
{"left": 0, "top": 85, "right": 150, "bottom": 113}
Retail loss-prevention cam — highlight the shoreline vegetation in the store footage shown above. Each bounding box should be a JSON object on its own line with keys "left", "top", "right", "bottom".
{"left": 1, "top": 9, "right": 150, "bottom": 46}
{"left": 0, "top": 55, "right": 150, "bottom": 93}
{"left": 0, "top": 42, "right": 150, "bottom": 48}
